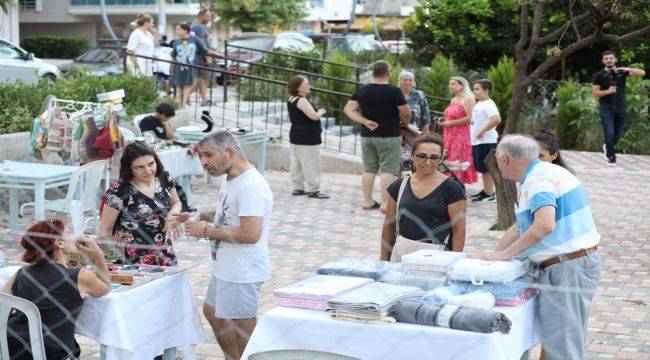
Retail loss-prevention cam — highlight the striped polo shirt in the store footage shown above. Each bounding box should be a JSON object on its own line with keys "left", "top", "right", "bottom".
{"left": 516, "top": 159, "right": 600, "bottom": 263}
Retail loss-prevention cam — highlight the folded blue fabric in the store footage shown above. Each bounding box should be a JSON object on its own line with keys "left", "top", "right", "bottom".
{"left": 421, "top": 285, "right": 464, "bottom": 304}
{"left": 455, "top": 276, "right": 535, "bottom": 301}
{"left": 317, "top": 259, "right": 398, "bottom": 281}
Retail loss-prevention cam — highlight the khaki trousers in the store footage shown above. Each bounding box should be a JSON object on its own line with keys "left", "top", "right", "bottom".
{"left": 290, "top": 144, "right": 322, "bottom": 193}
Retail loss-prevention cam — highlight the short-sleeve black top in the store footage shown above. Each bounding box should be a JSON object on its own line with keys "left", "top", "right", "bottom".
{"left": 351, "top": 83, "right": 407, "bottom": 137}
{"left": 287, "top": 96, "right": 322, "bottom": 145}
{"left": 592, "top": 69, "right": 629, "bottom": 107}
{"left": 387, "top": 177, "right": 466, "bottom": 250}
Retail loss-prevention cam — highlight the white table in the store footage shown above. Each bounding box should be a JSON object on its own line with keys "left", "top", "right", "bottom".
{"left": 76, "top": 269, "right": 205, "bottom": 360}
{"left": 157, "top": 148, "right": 204, "bottom": 205}
{"left": 0, "top": 161, "right": 79, "bottom": 235}
{"left": 0, "top": 266, "right": 204, "bottom": 360}
{"left": 242, "top": 300, "right": 541, "bottom": 360}
{"left": 176, "top": 128, "right": 268, "bottom": 175}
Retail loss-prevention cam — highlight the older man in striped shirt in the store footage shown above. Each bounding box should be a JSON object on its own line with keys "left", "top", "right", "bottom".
{"left": 479, "top": 135, "right": 601, "bottom": 360}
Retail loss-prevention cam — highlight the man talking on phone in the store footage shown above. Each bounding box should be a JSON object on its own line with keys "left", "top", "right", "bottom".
{"left": 592, "top": 50, "right": 645, "bottom": 166}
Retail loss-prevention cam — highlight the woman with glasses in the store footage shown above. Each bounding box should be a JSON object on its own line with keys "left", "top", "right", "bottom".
{"left": 380, "top": 134, "right": 467, "bottom": 262}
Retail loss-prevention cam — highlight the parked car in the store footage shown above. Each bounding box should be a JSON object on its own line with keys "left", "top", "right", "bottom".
{"left": 0, "top": 38, "right": 59, "bottom": 84}
{"left": 59, "top": 39, "right": 125, "bottom": 77}
{"left": 310, "top": 34, "right": 386, "bottom": 55}
{"left": 214, "top": 32, "right": 315, "bottom": 82}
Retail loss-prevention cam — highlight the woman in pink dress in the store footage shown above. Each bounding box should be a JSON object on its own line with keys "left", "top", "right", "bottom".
{"left": 438, "top": 76, "right": 477, "bottom": 184}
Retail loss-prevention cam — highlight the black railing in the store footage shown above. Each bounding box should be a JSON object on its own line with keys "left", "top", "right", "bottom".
{"left": 125, "top": 52, "right": 445, "bottom": 155}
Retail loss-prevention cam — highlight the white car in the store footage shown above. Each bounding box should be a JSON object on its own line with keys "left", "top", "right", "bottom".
{"left": 0, "top": 38, "right": 59, "bottom": 85}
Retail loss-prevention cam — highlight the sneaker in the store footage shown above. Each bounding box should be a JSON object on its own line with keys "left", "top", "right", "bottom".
{"left": 607, "top": 159, "right": 617, "bottom": 167}
{"left": 472, "top": 192, "right": 495, "bottom": 202}
{"left": 200, "top": 100, "right": 213, "bottom": 107}
{"left": 470, "top": 190, "right": 486, "bottom": 200}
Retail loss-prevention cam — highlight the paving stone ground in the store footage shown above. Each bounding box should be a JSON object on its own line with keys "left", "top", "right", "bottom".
{"left": 1, "top": 150, "right": 649, "bottom": 359}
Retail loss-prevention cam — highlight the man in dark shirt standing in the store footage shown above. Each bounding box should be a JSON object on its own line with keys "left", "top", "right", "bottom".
{"left": 139, "top": 102, "right": 177, "bottom": 140}
{"left": 592, "top": 50, "right": 645, "bottom": 165}
{"left": 191, "top": 9, "right": 214, "bottom": 107}
{"left": 344, "top": 60, "right": 411, "bottom": 212}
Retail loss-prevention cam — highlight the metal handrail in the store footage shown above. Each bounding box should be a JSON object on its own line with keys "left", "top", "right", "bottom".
{"left": 223, "top": 42, "right": 365, "bottom": 71}
{"left": 207, "top": 53, "right": 363, "bottom": 86}
{"left": 125, "top": 52, "right": 352, "bottom": 98}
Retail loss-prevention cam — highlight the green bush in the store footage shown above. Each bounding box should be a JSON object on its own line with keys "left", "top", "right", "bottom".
{"left": 555, "top": 79, "right": 582, "bottom": 149}
{"left": 487, "top": 56, "right": 515, "bottom": 129}
{"left": 617, "top": 77, "right": 650, "bottom": 154}
{"left": 418, "top": 54, "right": 459, "bottom": 112}
{"left": 20, "top": 36, "right": 90, "bottom": 59}
{"left": 0, "top": 73, "right": 166, "bottom": 134}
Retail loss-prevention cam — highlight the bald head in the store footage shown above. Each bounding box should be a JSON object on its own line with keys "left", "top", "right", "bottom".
{"left": 497, "top": 135, "right": 539, "bottom": 161}
{"left": 496, "top": 135, "right": 539, "bottom": 181}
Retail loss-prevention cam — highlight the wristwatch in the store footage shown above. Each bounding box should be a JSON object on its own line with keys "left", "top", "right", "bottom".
{"left": 202, "top": 224, "right": 210, "bottom": 240}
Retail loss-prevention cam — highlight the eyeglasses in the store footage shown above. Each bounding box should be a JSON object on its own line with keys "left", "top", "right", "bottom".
{"left": 414, "top": 153, "right": 442, "bottom": 162}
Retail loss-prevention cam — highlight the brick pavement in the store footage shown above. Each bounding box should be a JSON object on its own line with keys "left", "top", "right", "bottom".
{"left": 0, "top": 150, "right": 649, "bottom": 359}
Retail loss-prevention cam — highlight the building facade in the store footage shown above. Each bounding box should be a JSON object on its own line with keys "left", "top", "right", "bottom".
{"left": 19, "top": 0, "right": 201, "bottom": 45}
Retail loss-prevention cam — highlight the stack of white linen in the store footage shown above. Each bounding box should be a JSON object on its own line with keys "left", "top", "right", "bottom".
{"left": 273, "top": 275, "right": 373, "bottom": 310}
{"left": 447, "top": 257, "right": 531, "bottom": 284}
{"left": 327, "top": 282, "right": 424, "bottom": 324}
{"left": 401, "top": 249, "right": 467, "bottom": 273}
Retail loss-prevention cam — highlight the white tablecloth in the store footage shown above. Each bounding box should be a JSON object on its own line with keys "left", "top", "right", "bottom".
{"left": 156, "top": 148, "right": 204, "bottom": 179}
{"left": 242, "top": 299, "right": 540, "bottom": 360}
{"left": 76, "top": 270, "right": 205, "bottom": 360}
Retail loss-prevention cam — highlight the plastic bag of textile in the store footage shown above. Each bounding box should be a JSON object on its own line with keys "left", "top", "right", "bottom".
{"left": 447, "top": 257, "right": 531, "bottom": 284}
{"left": 317, "top": 258, "right": 400, "bottom": 281}
{"left": 392, "top": 300, "right": 512, "bottom": 334}
{"left": 421, "top": 285, "right": 464, "bottom": 304}
{"left": 381, "top": 269, "right": 448, "bottom": 291}
{"left": 455, "top": 275, "right": 537, "bottom": 301}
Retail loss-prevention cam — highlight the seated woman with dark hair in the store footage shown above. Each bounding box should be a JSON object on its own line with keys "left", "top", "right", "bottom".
{"left": 99, "top": 141, "right": 182, "bottom": 266}
{"left": 2, "top": 219, "right": 110, "bottom": 360}
{"left": 381, "top": 134, "right": 467, "bottom": 262}
{"left": 533, "top": 129, "right": 574, "bottom": 173}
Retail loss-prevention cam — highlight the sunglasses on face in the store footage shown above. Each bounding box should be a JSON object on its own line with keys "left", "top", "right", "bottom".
{"left": 414, "top": 153, "right": 442, "bottom": 162}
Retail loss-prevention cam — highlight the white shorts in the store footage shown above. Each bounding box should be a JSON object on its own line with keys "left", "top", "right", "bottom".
{"left": 204, "top": 276, "right": 262, "bottom": 319}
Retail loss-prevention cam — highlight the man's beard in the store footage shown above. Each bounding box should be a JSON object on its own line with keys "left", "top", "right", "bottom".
{"left": 207, "top": 161, "right": 231, "bottom": 177}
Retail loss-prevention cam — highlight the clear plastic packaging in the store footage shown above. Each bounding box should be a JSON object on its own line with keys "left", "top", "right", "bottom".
{"left": 447, "top": 257, "right": 531, "bottom": 284}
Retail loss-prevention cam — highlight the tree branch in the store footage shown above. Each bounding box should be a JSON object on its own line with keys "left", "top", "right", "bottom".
{"left": 602, "top": 25, "right": 650, "bottom": 44}
{"left": 515, "top": 2, "right": 530, "bottom": 61}
{"left": 530, "top": 0, "right": 546, "bottom": 43}
{"left": 523, "top": 31, "right": 600, "bottom": 86}
{"left": 537, "top": 11, "right": 591, "bottom": 45}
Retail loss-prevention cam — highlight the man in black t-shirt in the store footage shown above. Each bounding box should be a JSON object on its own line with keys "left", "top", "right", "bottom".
{"left": 139, "top": 102, "right": 177, "bottom": 140}
{"left": 592, "top": 50, "right": 645, "bottom": 165}
{"left": 344, "top": 60, "right": 411, "bottom": 212}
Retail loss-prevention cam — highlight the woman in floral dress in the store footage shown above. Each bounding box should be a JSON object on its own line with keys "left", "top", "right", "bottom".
{"left": 99, "top": 142, "right": 181, "bottom": 266}
{"left": 438, "top": 76, "right": 478, "bottom": 184}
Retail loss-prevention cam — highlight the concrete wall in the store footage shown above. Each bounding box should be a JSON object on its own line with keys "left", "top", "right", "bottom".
{"left": 19, "top": 22, "right": 99, "bottom": 45}
{"left": 0, "top": 6, "right": 20, "bottom": 44}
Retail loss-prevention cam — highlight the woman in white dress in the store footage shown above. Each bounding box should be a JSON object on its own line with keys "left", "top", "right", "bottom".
{"left": 126, "top": 13, "right": 156, "bottom": 77}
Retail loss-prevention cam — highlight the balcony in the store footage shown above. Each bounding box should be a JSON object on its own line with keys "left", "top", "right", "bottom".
{"left": 68, "top": 0, "right": 200, "bottom": 16}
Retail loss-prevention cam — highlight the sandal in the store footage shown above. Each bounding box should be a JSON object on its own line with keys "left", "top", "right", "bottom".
{"left": 362, "top": 200, "right": 381, "bottom": 210}
{"left": 307, "top": 191, "right": 330, "bottom": 199}
{"left": 292, "top": 190, "right": 306, "bottom": 196}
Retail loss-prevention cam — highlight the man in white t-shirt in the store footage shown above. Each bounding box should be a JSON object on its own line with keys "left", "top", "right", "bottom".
{"left": 174, "top": 130, "right": 273, "bottom": 360}
{"left": 470, "top": 79, "right": 501, "bottom": 202}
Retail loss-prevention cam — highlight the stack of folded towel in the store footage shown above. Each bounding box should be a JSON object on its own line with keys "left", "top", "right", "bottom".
{"left": 422, "top": 285, "right": 496, "bottom": 309}
{"left": 401, "top": 250, "right": 467, "bottom": 273}
{"left": 317, "top": 259, "right": 399, "bottom": 280}
{"left": 273, "top": 275, "right": 374, "bottom": 310}
{"left": 393, "top": 300, "right": 512, "bottom": 334}
{"left": 380, "top": 269, "right": 448, "bottom": 291}
{"left": 458, "top": 276, "right": 538, "bottom": 306}
{"left": 327, "top": 282, "right": 424, "bottom": 324}
{"left": 448, "top": 257, "right": 531, "bottom": 284}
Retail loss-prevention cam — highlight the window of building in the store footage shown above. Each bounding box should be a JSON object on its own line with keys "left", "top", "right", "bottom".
{"left": 19, "top": 0, "right": 36, "bottom": 10}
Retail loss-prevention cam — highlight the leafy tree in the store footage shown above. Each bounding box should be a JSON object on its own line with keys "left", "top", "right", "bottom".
{"left": 212, "top": 0, "right": 307, "bottom": 33}
{"left": 506, "top": 0, "right": 650, "bottom": 133}
{"left": 487, "top": 56, "right": 515, "bottom": 131}
{"left": 404, "top": 0, "right": 519, "bottom": 69}
{"left": 1, "top": 0, "right": 14, "bottom": 13}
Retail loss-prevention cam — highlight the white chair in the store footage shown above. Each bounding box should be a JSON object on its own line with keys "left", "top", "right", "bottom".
{"left": 20, "top": 160, "right": 108, "bottom": 235}
{"left": 132, "top": 113, "right": 152, "bottom": 137}
{"left": 249, "top": 350, "right": 361, "bottom": 360}
{"left": 0, "top": 293, "right": 47, "bottom": 360}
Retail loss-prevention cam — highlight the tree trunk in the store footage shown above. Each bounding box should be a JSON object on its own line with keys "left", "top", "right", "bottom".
{"left": 505, "top": 83, "right": 527, "bottom": 134}
{"left": 485, "top": 149, "right": 517, "bottom": 230}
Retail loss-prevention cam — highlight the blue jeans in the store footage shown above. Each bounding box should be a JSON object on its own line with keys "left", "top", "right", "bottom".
{"left": 599, "top": 104, "right": 627, "bottom": 160}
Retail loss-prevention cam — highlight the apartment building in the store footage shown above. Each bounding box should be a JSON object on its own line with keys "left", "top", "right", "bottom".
{"left": 19, "top": 0, "right": 201, "bottom": 44}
